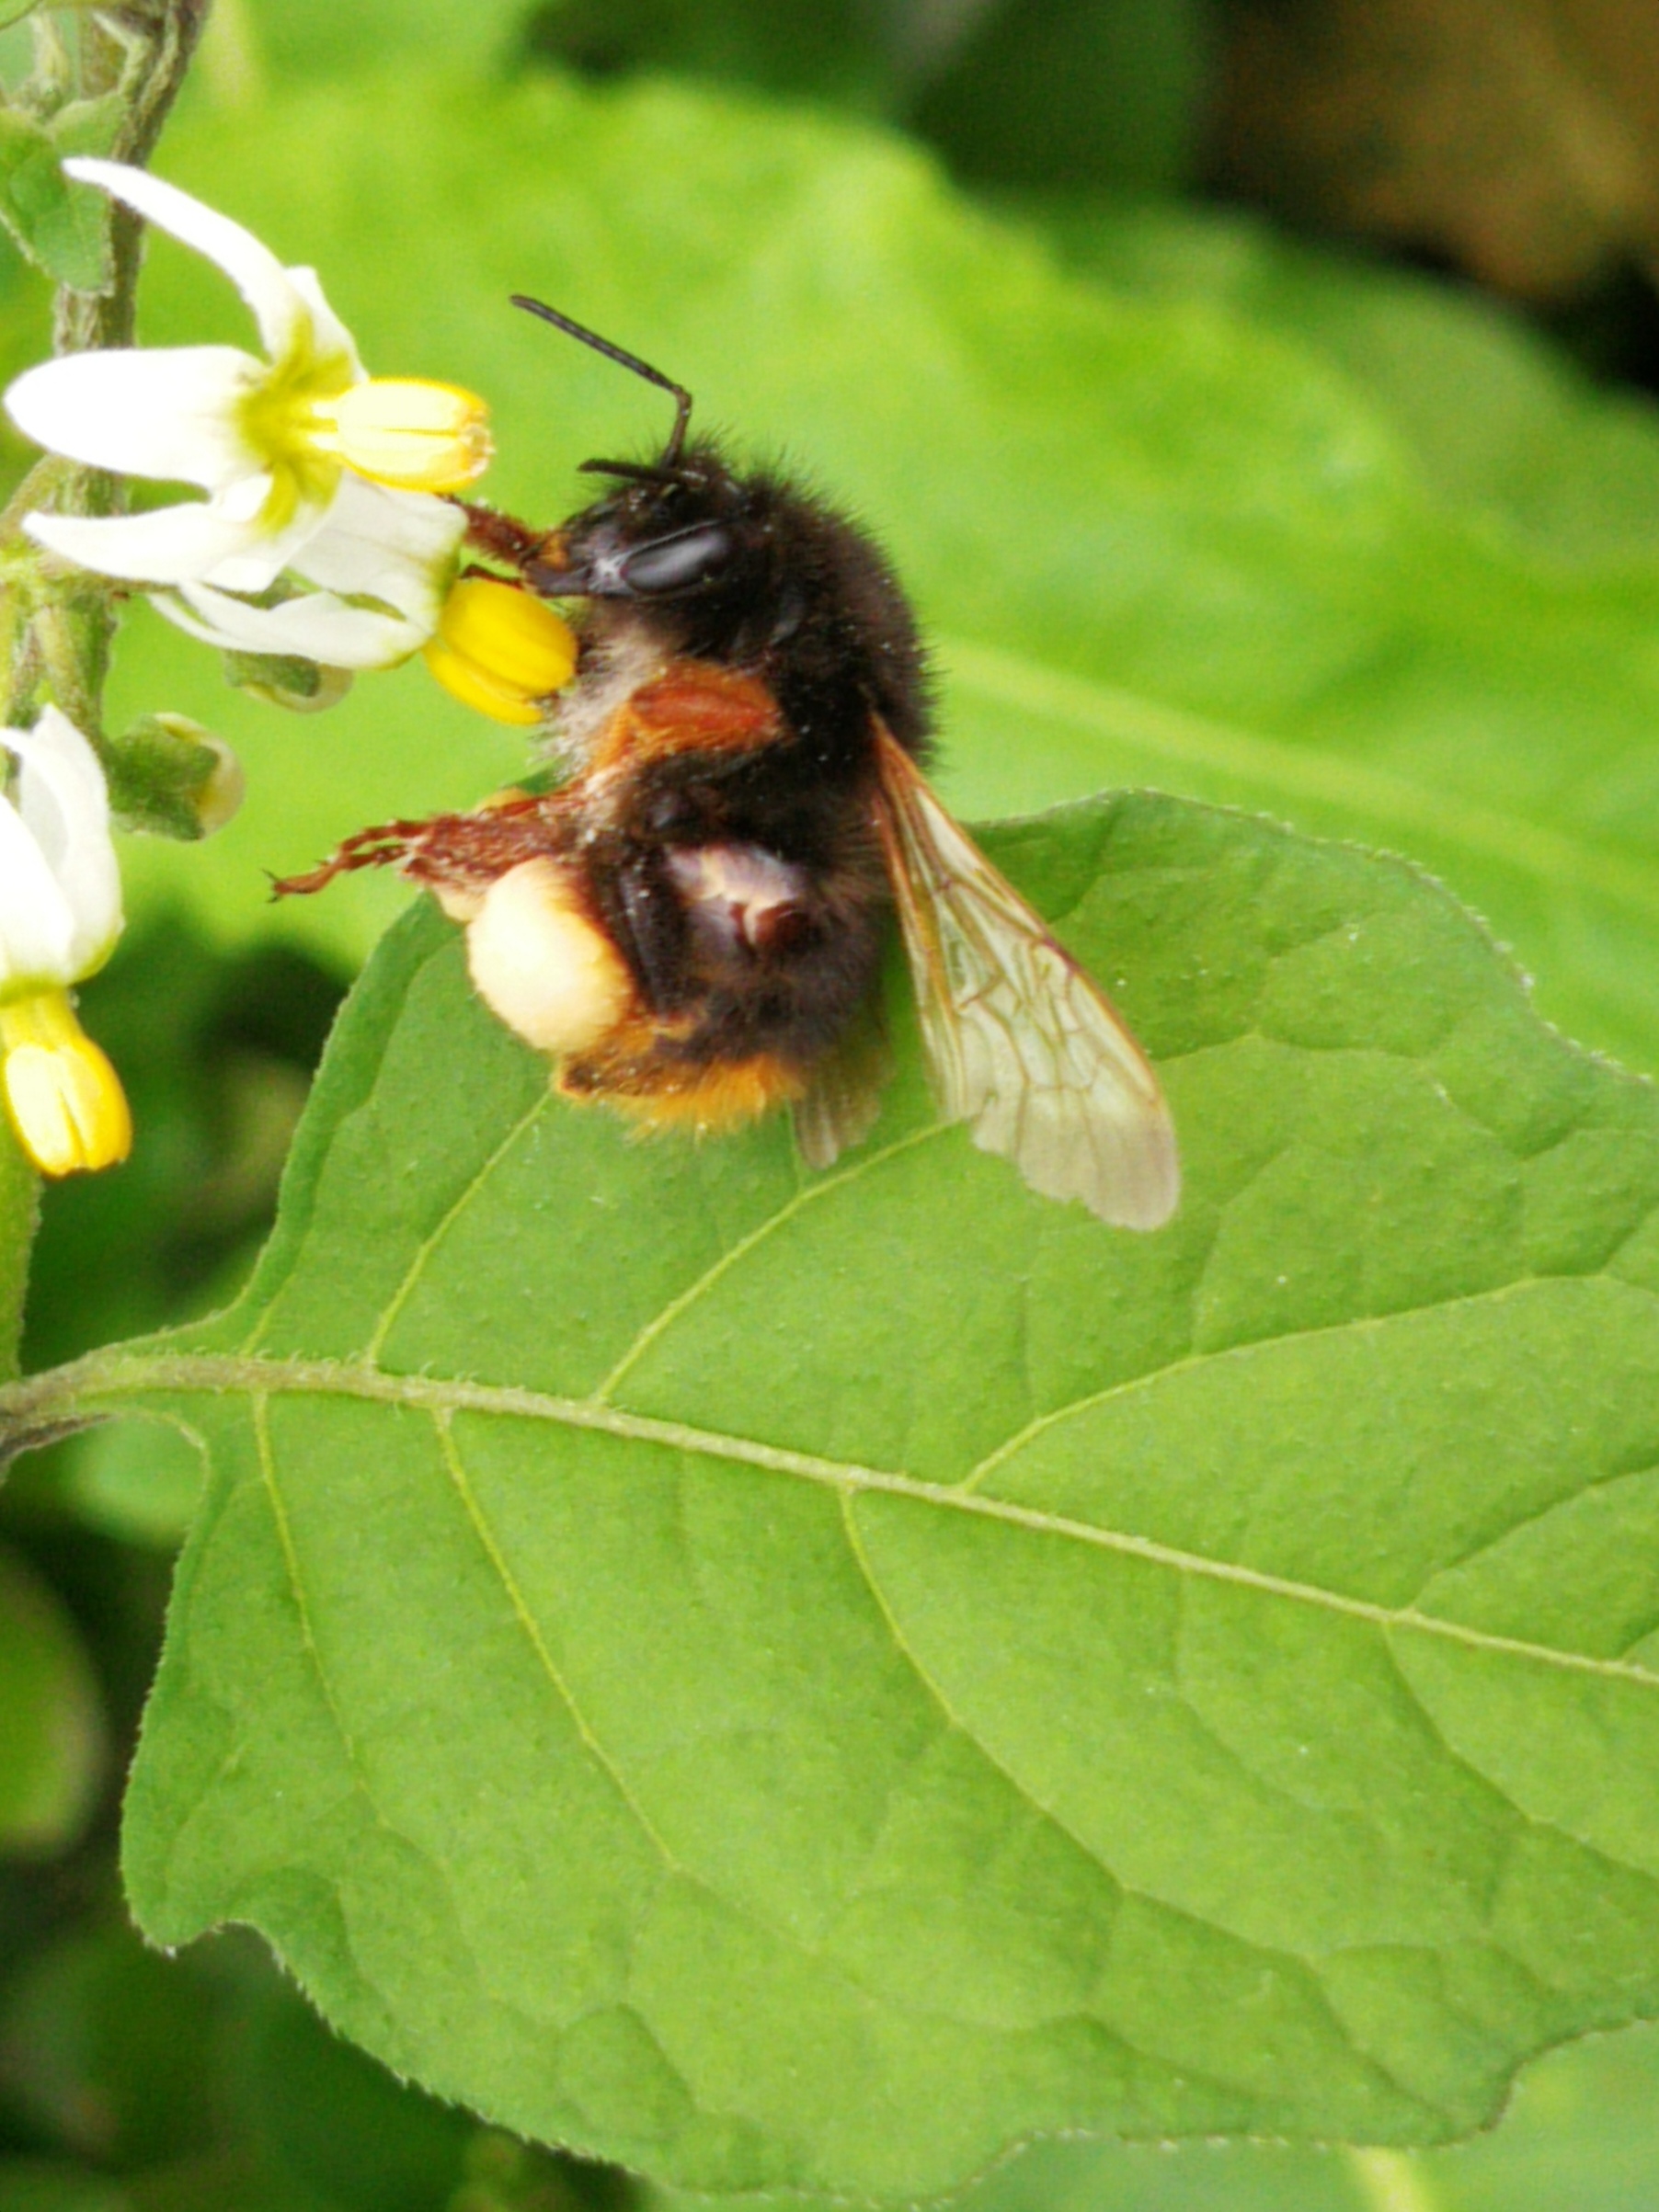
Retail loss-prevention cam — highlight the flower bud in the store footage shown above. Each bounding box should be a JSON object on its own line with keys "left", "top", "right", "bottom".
{"left": 1, "top": 991, "right": 132, "bottom": 1178}
{"left": 315, "top": 378, "right": 494, "bottom": 494}
{"left": 423, "top": 576, "right": 578, "bottom": 726}
{"left": 106, "top": 714, "right": 246, "bottom": 839}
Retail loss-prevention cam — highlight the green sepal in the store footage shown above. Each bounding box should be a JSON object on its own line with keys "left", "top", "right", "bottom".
{"left": 222, "top": 650, "right": 353, "bottom": 715}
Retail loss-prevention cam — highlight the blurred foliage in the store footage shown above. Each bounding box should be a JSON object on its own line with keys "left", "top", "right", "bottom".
{"left": 1, "top": 0, "right": 1659, "bottom": 2206}
{"left": 524, "top": 0, "right": 1215, "bottom": 191}
{"left": 1210, "top": 0, "right": 1659, "bottom": 306}
{"left": 906, "top": 0, "right": 1213, "bottom": 191}
{"left": 1031, "top": 191, "right": 1659, "bottom": 567}
{"left": 216, "top": 0, "right": 530, "bottom": 86}
{"left": 19, "top": 921, "right": 342, "bottom": 1381}
{"left": 521, "top": 0, "right": 1659, "bottom": 340}
{"left": 0, "top": 1552, "right": 99, "bottom": 1858}
{"left": 0, "top": 1910, "right": 624, "bottom": 2211}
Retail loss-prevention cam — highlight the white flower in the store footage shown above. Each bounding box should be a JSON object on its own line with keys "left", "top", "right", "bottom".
{"left": 5, "top": 160, "right": 491, "bottom": 593}
{"left": 0, "top": 708, "right": 130, "bottom": 1177}
{"left": 0, "top": 706, "right": 121, "bottom": 996}
{"left": 153, "top": 473, "right": 468, "bottom": 670}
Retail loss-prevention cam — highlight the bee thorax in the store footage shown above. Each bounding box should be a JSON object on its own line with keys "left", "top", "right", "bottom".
{"left": 464, "top": 859, "right": 631, "bottom": 1055}
{"left": 547, "top": 621, "right": 669, "bottom": 770}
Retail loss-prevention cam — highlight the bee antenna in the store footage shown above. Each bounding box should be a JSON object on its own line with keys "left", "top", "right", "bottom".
{"left": 510, "top": 296, "right": 692, "bottom": 466}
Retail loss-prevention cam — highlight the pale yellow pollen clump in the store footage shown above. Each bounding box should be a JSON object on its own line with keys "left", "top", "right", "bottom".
{"left": 0, "top": 990, "right": 132, "bottom": 1177}
{"left": 464, "top": 860, "right": 630, "bottom": 1056}
{"left": 423, "top": 576, "right": 578, "bottom": 726}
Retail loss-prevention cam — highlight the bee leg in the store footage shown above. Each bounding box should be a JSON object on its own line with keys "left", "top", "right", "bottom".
{"left": 450, "top": 498, "right": 548, "bottom": 569}
{"left": 269, "top": 819, "right": 432, "bottom": 898}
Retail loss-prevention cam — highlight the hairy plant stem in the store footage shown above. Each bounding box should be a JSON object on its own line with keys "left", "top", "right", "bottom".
{"left": 0, "top": 0, "right": 211, "bottom": 1381}
{"left": 0, "top": 1123, "right": 36, "bottom": 1385}
{"left": 0, "top": 0, "right": 211, "bottom": 735}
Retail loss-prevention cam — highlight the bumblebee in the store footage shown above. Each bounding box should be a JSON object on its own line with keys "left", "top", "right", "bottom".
{"left": 277, "top": 303, "right": 1178, "bottom": 1228}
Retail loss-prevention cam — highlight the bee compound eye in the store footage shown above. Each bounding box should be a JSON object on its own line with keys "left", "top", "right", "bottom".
{"left": 616, "top": 522, "right": 734, "bottom": 595}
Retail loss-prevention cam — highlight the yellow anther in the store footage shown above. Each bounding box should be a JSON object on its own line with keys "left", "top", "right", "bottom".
{"left": 0, "top": 991, "right": 132, "bottom": 1178}
{"left": 316, "top": 378, "right": 494, "bottom": 493}
{"left": 422, "top": 576, "right": 578, "bottom": 725}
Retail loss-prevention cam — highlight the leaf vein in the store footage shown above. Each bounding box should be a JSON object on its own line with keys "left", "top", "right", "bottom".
{"left": 960, "top": 1275, "right": 1569, "bottom": 1494}
{"left": 364, "top": 1099, "right": 550, "bottom": 1365}
{"left": 836, "top": 1489, "right": 1117, "bottom": 1879}
{"left": 589, "top": 1123, "right": 944, "bottom": 1403}
{"left": 429, "top": 1408, "right": 683, "bottom": 1870}
{"left": 250, "top": 1393, "right": 396, "bottom": 1830}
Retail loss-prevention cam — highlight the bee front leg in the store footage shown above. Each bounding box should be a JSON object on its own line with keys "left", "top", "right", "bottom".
{"left": 450, "top": 498, "right": 552, "bottom": 570}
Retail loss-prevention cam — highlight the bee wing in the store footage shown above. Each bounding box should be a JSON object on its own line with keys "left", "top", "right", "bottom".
{"left": 872, "top": 728, "right": 1179, "bottom": 1229}
{"left": 792, "top": 1009, "right": 894, "bottom": 1171}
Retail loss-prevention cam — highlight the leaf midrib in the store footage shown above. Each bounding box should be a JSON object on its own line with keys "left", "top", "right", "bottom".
{"left": 33, "top": 1348, "right": 1659, "bottom": 1693}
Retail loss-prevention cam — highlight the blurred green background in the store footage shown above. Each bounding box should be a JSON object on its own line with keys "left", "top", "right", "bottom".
{"left": 11, "top": 0, "right": 1659, "bottom": 2205}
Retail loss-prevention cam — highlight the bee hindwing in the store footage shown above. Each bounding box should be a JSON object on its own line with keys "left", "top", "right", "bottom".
{"left": 791, "top": 1008, "right": 893, "bottom": 1170}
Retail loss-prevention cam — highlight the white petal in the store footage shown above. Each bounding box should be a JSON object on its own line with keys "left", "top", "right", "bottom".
{"left": 6, "top": 346, "right": 263, "bottom": 488}
{"left": 289, "top": 475, "right": 463, "bottom": 624}
{"left": 8, "top": 708, "right": 120, "bottom": 976}
{"left": 25, "top": 485, "right": 328, "bottom": 588}
{"left": 284, "top": 267, "right": 364, "bottom": 381}
{"left": 0, "top": 796, "right": 76, "bottom": 986}
{"left": 156, "top": 580, "right": 421, "bottom": 668}
{"left": 63, "top": 158, "right": 311, "bottom": 362}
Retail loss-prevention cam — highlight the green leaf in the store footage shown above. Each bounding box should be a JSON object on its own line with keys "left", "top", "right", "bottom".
{"left": 53, "top": 1415, "right": 204, "bottom": 1548}
{"left": 0, "top": 108, "right": 113, "bottom": 291}
{"left": 9, "top": 792, "right": 1659, "bottom": 2195}
{"left": 97, "top": 68, "right": 1659, "bottom": 1086}
{"left": 729, "top": 2012, "right": 1659, "bottom": 2212}
{"left": 0, "top": 1545, "right": 102, "bottom": 1854}
{"left": 907, "top": 0, "right": 1216, "bottom": 191}
{"left": 521, "top": 0, "right": 903, "bottom": 108}
{"left": 0, "top": 2164, "right": 129, "bottom": 2212}
{"left": 1033, "top": 192, "right": 1659, "bottom": 569}
{"left": 241, "top": 0, "right": 535, "bottom": 81}
{"left": 0, "top": 1923, "right": 224, "bottom": 2167}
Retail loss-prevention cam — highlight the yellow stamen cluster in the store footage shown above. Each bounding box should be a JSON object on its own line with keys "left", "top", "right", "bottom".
{"left": 0, "top": 991, "right": 132, "bottom": 1178}
{"left": 423, "top": 576, "right": 578, "bottom": 726}
{"left": 311, "top": 378, "right": 494, "bottom": 493}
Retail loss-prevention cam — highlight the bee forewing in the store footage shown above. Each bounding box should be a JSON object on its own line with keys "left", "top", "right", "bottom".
{"left": 873, "top": 730, "right": 1179, "bottom": 1229}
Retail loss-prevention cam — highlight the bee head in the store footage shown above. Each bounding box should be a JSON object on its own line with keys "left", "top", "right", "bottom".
{"left": 505, "top": 293, "right": 929, "bottom": 739}
{"left": 524, "top": 445, "right": 755, "bottom": 602}
{"left": 507, "top": 295, "right": 762, "bottom": 619}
